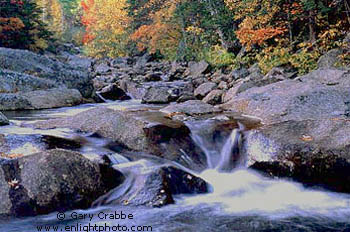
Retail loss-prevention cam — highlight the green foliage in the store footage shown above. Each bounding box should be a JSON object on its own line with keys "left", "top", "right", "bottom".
{"left": 257, "top": 45, "right": 320, "bottom": 75}
{"left": 202, "top": 45, "right": 237, "bottom": 68}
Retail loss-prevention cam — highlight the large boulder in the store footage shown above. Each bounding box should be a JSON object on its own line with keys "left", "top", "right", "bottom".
{"left": 194, "top": 82, "right": 217, "bottom": 99}
{"left": 0, "top": 112, "right": 9, "bottom": 126}
{"left": 187, "top": 60, "right": 210, "bottom": 78}
{"left": 29, "top": 107, "right": 208, "bottom": 171}
{"left": 0, "top": 149, "right": 124, "bottom": 218}
{"left": 202, "top": 90, "right": 223, "bottom": 105}
{"left": 220, "top": 69, "right": 350, "bottom": 124}
{"left": 0, "top": 88, "right": 83, "bottom": 111}
{"left": 0, "top": 69, "right": 58, "bottom": 93}
{"left": 118, "top": 80, "right": 147, "bottom": 100}
{"left": 95, "top": 160, "right": 208, "bottom": 207}
{"left": 245, "top": 119, "right": 350, "bottom": 193}
{"left": 96, "top": 84, "right": 131, "bottom": 101}
{"left": 317, "top": 48, "right": 343, "bottom": 68}
{"left": 0, "top": 47, "right": 93, "bottom": 97}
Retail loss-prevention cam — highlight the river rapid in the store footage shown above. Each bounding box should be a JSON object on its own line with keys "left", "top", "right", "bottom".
{"left": 1, "top": 100, "right": 350, "bottom": 232}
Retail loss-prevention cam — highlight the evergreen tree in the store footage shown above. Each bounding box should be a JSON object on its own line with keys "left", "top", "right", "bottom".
{"left": 0, "top": 0, "right": 52, "bottom": 50}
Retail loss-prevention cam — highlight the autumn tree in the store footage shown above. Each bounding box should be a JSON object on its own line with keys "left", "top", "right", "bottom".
{"left": 81, "top": 0, "right": 130, "bottom": 57}
{"left": 0, "top": 0, "right": 52, "bottom": 50}
{"left": 36, "top": 0, "right": 64, "bottom": 38}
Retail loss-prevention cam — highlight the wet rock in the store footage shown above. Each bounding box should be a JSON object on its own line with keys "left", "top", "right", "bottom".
{"left": 0, "top": 88, "right": 83, "bottom": 111}
{"left": 220, "top": 69, "right": 350, "bottom": 124}
{"left": 0, "top": 112, "right": 9, "bottom": 126}
{"left": 0, "top": 47, "right": 93, "bottom": 98}
{"left": 187, "top": 60, "right": 210, "bottom": 78}
{"left": 0, "top": 149, "right": 124, "bottom": 218}
{"left": 194, "top": 82, "right": 217, "bottom": 99}
{"left": 160, "top": 100, "right": 221, "bottom": 116}
{"left": 0, "top": 134, "right": 82, "bottom": 157}
{"left": 317, "top": 48, "right": 343, "bottom": 68}
{"left": 202, "top": 90, "right": 223, "bottom": 105}
{"left": 96, "top": 84, "right": 131, "bottom": 101}
{"left": 244, "top": 119, "right": 350, "bottom": 193}
{"left": 95, "top": 161, "right": 208, "bottom": 207}
{"left": 29, "top": 107, "right": 207, "bottom": 171}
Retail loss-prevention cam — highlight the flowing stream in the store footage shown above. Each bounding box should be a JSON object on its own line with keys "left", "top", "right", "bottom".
{"left": 1, "top": 100, "right": 350, "bottom": 231}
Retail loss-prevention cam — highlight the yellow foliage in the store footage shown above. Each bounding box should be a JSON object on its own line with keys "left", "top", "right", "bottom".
{"left": 36, "top": 0, "right": 64, "bottom": 38}
{"left": 81, "top": 0, "right": 130, "bottom": 57}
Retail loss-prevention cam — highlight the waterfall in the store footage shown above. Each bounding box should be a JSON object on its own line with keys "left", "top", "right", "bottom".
{"left": 186, "top": 120, "right": 245, "bottom": 172}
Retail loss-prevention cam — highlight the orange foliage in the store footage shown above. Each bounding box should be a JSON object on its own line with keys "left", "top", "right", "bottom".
{"left": 130, "top": 0, "right": 181, "bottom": 56}
{"left": 0, "top": 17, "right": 25, "bottom": 40}
{"left": 236, "top": 27, "right": 286, "bottom": 48}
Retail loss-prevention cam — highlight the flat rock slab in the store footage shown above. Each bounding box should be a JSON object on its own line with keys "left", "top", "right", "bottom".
{"left": 160, "top": 100, "right": 221, "bottom": 116}
{"left": 220, "top": 68, "right": 350, "bottom": 124}
{"left": 0, "top": 69, "right": 58, "bottom": 93}
{"left": 0, "top": 88, "right": 83, "bottom": 111}
{"left": 0, "top": 47, "right": 93, "bottom": 97}
{"left": 28, "top": 107, "right": 208, "bottom": 171}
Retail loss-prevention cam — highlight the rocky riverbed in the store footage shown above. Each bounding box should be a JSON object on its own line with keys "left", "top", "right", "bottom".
{"left": 1, "top": 46, "right": 350, "bottom": 231}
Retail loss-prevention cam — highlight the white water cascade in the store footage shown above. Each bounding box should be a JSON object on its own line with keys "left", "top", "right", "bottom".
{"left": 184, "top": 120, "right": 350, "bottom": 219}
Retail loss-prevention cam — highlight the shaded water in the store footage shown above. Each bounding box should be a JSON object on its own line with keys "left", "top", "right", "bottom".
{"left": 1, "top": 100, "right": 350, "bottom": 231}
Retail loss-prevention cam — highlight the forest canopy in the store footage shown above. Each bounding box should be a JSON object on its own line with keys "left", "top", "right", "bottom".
{"left": 0, "top": 0, "right": 349, "bottom": 73}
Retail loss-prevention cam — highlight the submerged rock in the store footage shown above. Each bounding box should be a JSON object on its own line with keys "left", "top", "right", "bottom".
{"left": 0, "top": 112, "right": 9, "bottom": 126}
{"left": 0, "top": 88, "right": 83, "bottom": 111}
{"left": 244, "top": 119, "right": 350, "bottom": 193}
{"left": 0, "top": 149, "right": 124, "bottom": 218}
